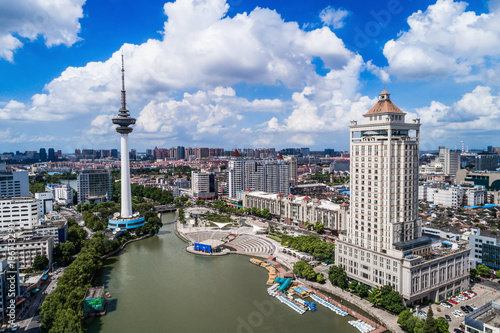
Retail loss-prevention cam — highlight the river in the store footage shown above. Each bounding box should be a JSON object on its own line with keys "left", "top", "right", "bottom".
{"left": 87, "top": 212, "right": 359, "bottom": 333}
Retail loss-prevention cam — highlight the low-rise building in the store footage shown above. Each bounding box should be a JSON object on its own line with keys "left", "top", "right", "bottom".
{"left": 0, "top": 197, "right": 40, "bottom": 231}
{"left": 34, "top": 192, "right": 54, "bottom": 215}
{"left": 0, "top": 259, "right": 20, "bottom": 320}
{"left": 465, "top": 299, "right": 500, "bottom": 333}
{"left": 418, "top": 183, "right": 486, "bottom": 208}
{"left": 0, "top": 236, "right": 53, "bottom": 270}
{"left": 469, "top": 228, "right": 500, "bottom": 269}
{"left": 242, "top": 190, "right": 348, "bottom": 230}
{"left": 46, "top": 184, "right": 73, "bottom": 205}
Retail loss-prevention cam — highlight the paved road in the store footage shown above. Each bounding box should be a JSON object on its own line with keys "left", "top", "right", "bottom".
{"left": 60, "top": 207, "right": 93, "bottom": 238}
{"left": 15, "top": 268, "right": 66, "bottom": 332}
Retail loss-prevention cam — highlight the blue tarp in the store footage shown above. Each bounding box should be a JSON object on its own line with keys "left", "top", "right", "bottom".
{"left": 465, "top": 206, "right": 479, "bottom": 209}
{"left": 194, "top": 243, "right": 212, "bottom": 253}
{"left": 278, "top": 278, "right": 292, "bottom": 291}
{"left": 442, "top": 241, "right": 452, "bottom": 246}
{"left": 483, "top": 204, "right": 497, "bottom": 208}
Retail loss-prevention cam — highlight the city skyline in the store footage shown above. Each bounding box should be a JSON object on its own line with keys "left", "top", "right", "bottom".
{"left": 1, "top": 0, "right": 499, "bottom": 152}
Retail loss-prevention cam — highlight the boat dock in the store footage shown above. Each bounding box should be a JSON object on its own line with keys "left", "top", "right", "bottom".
{"left": 249, "top": 258, "right": 278, "bottom": 285}
{"left": 307, "top": 288, "right": 386, "bottom": 333}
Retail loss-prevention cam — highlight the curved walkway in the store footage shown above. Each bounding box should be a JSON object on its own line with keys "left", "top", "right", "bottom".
{"left": 300, "top": 279, "right": 403, "bottom": 333}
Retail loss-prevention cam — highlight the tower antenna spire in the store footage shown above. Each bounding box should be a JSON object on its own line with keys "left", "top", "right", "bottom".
{"left": 121, "top": 52, "right": 127, "bottom": 111}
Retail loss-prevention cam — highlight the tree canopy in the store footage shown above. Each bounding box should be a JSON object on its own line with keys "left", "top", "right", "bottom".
{"left": 281, "top": 234, "right": 334, "bottom": 261}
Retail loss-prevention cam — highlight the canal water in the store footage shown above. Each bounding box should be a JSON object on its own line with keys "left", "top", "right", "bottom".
{"left": 87, "top": 212, "right": 359, "bottom": 333}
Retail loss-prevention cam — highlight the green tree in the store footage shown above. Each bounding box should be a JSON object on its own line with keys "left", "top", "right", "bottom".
{"left": 477, "top": 264, "right": 490, "bottom": 277}
{"left": 328, "top": 265, "right": 348, "bottom": 289}
{"left": 414, "top": 318, "right": 425, "bottom": 333}
{"left": 434, "top": 317, "right": 449, "bottom": 333}
{"left": 314, "top": 222, "right": 324, "bottom": 234}
{"left": 368, "top": 287, "right": 384, "bottom": 307}
{"left": 303, "top": 265, "right": 316, "bottom": 280}
{"left": 496, "top": 270, "right": 500, "bottom": 279}
{"left": 423, "top": 306, "right": 438, "bottom": 333}
{"left": 293, "top": 261, "right": 307, "bottom": 277}
{"left": 398, "top": 308, "right": 412, "bottom": 330}
{"left": 470, "top": 268, "right": 479, "bottom": 279}
{"left": 57, "top": 241, "right": 77, "bottom": 263}
{"left": 349, "top": 280, "right": 359, "bottom": 291}
{"left": 406, "top": 316, "right": 423, "bottom": 333}
{"left": 261, "top": 208, "right": 271, "bottom": 219}
{"left": 385, "top": 290, "right": 405, "bottom": 314}
{"left": 356, "top": 283, "right": 370, "bottom": 298}
{"left": 316, "top": 273, "right": 325, "bottom": 283}
{"left": 33, "top": 255, "right": 49, "bottom": 271}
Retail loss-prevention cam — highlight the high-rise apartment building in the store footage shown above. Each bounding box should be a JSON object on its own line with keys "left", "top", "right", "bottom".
{"left": 48, "top": 148, "right": 55, "bottom": 161}
{"left": 191, "top": 171, "right": 216, "bottom": 199}
{"left": 284, "top": 155, "right": 298, "bottom": 186}
{"left": 0, "top": 169, "right": 29, "bottom": 199}
{"left": 476, "top": 151, "right": 499, "bottom": 171}
{"left": 39, "top": 148, "right": 47, "bottom": 162}
{"left": 77, "top": 169, "right": 113, "bottom": 204}
{"left": 336, "top": 90, "right": 470, "bottom": 305}
{"left": 438, "top": 146, "right": 460, "bottom": 176}
{"left": 227, "top": 154, "right": 290, "bottom": 198}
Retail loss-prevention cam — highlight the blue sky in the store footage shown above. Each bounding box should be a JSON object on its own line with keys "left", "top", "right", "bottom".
{"left": 0, "top": 0, "right": 499, "bottom": 153}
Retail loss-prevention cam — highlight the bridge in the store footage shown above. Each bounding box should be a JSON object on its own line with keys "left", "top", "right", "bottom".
{"left": 154, "top": 205, "right": 177, "bottom": 213}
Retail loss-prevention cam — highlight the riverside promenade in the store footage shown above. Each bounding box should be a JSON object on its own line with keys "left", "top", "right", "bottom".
{"left": 300, "top": 279, "right": 402, "bottom": 333}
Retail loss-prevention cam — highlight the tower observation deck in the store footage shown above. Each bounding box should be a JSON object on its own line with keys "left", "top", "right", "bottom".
{"left": 108, "top": 55, "right": 145, "bottom": 231}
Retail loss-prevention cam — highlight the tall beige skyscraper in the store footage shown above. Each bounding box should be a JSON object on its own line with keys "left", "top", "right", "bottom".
{"left": 336, "top": 90, "right": 470, "bottom": 305}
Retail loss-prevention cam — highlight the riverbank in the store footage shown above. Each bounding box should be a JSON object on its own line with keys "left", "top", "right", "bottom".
{"left": 176, "top": 222, "right": 397, "bottom": 332}
{"left": 301, "top": 279, "right": 401, "bottom": 333}
{"left": 89, "top": 212, "right": 362, "bottom": 333}
{"left": 100, "top": 234, "right": 154, "bottom": 260}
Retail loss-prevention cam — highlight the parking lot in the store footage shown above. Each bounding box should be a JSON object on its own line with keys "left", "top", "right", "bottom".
{"left": 417, "top": 281, "right": 500, "bottom": 331}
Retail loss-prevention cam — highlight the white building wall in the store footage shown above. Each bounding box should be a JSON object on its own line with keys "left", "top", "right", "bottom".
{"left": 0, "top": 197, "right": 41, "bottom": 231}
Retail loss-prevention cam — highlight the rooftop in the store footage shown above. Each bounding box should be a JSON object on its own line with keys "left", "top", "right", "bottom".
{"left": 365, "top": 90, "right": 405, "bottom": 115}
{"left": 84, "top": 286, "right": 104, "bottom": 300}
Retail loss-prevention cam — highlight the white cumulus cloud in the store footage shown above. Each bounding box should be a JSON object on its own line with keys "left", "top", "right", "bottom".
{"left": 319, "top": 6, "right": 349, "bottom": 29}
{"left": 416, "top": 86, "right": 500, "bottom": 147}
{"left": 383, "top": 0, "right": 500, "bottom": 81}
{"left": 0, "top": 0, "right": 85, "bottom": 61}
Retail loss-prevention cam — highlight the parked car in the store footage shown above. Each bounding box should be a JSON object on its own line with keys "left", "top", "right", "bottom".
{"left": 460, "top": 306, "right": 469, "bottom": 314}
{"left": 440, "top": 302, "right": 451, "bottom": 308}
{"left": 449, "top": 299, "right": 458, "bottom": 304}
{"left": 466, "top": 305, "right": 473, "bottom": 312}
{"left": 470, "top": 304, "right": 477, "bottom": 310}
{"left": 445, "top": 315, "right": 452, "bottom": 322}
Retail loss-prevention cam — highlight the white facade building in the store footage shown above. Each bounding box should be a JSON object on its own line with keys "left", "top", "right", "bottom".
{"left": 191, "top": 171, "right": 216, "bottom": 199}
{"left": 0, "top": 236, "right": 53, "bottom": 269}
{"left": 46, "top": 184, "right": 73, "bottom": 205}
{"left": 419, "top": 184, "right": 486, "bottom": 208}
{"left": 242, "top": 191, "right": 348, "bottom": 230}
{"left": 0, "top": 197, "right": 41, "bottom": 231}
{"left": 335, "top": 90, "right": 470, "bottom": 305}
{"left": 35, "top": 192, "right": 54, "bottom": 215}
{"left": 228, "top": 158, "right": 290, "bottom": 198}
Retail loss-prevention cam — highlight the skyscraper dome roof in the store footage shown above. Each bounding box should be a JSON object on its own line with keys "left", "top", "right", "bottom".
{"left": 365, "top": 90, "right": 405, "bottom": 116}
